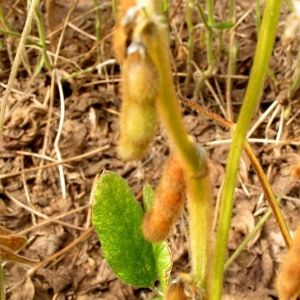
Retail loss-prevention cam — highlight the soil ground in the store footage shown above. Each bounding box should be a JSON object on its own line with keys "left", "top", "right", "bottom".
{"left": 1, "top": 1, "right": 300, "bottom": 299}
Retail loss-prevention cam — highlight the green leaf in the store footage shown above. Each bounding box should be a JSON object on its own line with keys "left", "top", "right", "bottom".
{"left": 210, "top": 21, "right": 235, "bottom": 29}
{"left": 143, "top": 184, "right": 172, "bottom": 292}
{"left": 34, "top": 54, "right": 45, "bottom": 76}
{"left": 92, "top": 171, "right": 157, "bottom": 287}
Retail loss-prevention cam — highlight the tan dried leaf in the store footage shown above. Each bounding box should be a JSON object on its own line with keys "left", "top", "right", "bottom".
{"left": 0, "top": 245, "right": 38, "bottom": 266}
{"left": 9, "top": 275, "right": 35, "bottom": 300}
{"left": 260, "top": 240, "right": 274, "bottom": 287}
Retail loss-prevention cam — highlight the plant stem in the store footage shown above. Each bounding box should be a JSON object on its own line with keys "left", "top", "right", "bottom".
{"left": 193, "top": 0, "right": 215, "bottom": 98}
{"left": 0, "top": 3, "right": 11, "bottom": 30}
{"left": 205, "top": 0, "right": 215, "bottom": 66}
{"left": 35, "top": 7, "right": 52, "bottom": 72}
{"left": 0, "top": 29, "right": 42, "bottom": 47}
{"left": 93, "top": 0, "right": 102, "bottom": 60}
{"left": 255, "top": 0, "right": 261, "bottom": 34}
{"left": 178, "top": 94, "right": 291, "bottom": 249}
{"left": 209, "top": 1, "right": 283, "bottom": 299}
{"left": 112, "top": 0, "right": 118, "bottom": 20}
{"left": 184, "top": 0, "right": 195, "bottom": 92}
{"left": 146, "top": 20, "right": 212, "bottom": 289}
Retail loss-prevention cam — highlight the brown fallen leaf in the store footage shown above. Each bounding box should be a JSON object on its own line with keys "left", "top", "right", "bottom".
{"left": 9, "top": 275, "right": 35, "bottom": 300}
{"left": 0, "top": 225, "right": 38, "bottom": 299}
{"left": 0, "top": 225, "right": 38, "bottom": 265}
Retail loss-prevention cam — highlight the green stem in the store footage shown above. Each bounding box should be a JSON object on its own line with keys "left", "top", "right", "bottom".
{"left": 285, "top": 0, "right": 294, "bottom": 11}
{"left": 112, "top": 0, "right": 117, "bottom": 20}
{"left": 0, "top": 29, "right": 42, "bottom": 47}
{"left": 228, "top": 0, "right": 235, "bottom": 19}
{"left": 146, "top": 20, "right": 212, "bottom": 289}
{"left": 193, "top": 1, "right": 215, "bottom": 98}
{"left": 255, "top": 0, "right": 261, "bottom": 34}
{"left": 0, "top": 3, "right": 11, "bottom": 30}
{"left": 35, "top": 7, "right": 52, "bottom": 72}
{"left": 93, "top": 0, "right": 102, "bottom": 59}
{"left": 184, "top": 0, "right": 195, "bottom": 92}
{"left": 205, "top": 0, "right": 215, "bottom": 65}
{"left": 146, "top": 27, "right": 201, "bottom": 173}
{"left": 209, "top": 1, "right": 282, "bottom": 299}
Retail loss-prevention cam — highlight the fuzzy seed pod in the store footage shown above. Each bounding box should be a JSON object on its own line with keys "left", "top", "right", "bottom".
{"left": 118, "top": 101, "right": 157, "bottom": 160}
{"left": 118, "top": 42, "right": 159, "bottom": 160}
{"left": 113, "top": 0, "right": 138, "bottom": 63}
{"left": 114, "top": 3, "right": 161, "bottom": 161}
{"left": 113, "top": 23, "right": 130, "bottom": 64}
{"left": 143, "top": 156, "right": 186, "bottom": 242}
{"left": 164, "top": 281, "right": 192, "bottom": 300}
{"left": 290, "top": 162, "right": 300, "bottom": 178}
{"left": 122, "top": 51, "right": 159, "bottom": 105}
{"left": 142, "top": 208, "right": 173, "bottom": 242}
{"left": 164, "top": 273, "right": 201, "bottom": 300}
{"left": 276, "top": 226, "right": 300, "bottom": 300}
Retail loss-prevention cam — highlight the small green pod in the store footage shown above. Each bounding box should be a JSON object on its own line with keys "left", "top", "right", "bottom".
{"left": 122, "top": 50, "right": 160, "bottom": 106}
{"left": 118, "top": 102, "right": 157, "bottom": 160}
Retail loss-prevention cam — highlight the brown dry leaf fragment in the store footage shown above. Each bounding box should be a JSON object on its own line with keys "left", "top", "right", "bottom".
{"left": 103, "top": 279, "right": 135, "bottom": 300}
{"left": 260, "top": 240, "right": 273, "bottom": 287}
{"left": 0, "top": 234, "right": 27, "bottom": 251}
{"left": 0, "top": 225, "right": 38, "bottom": 266}
{"left": 0, "top": 225, "right": 14, "bottom": 235}
{"left": 223, "top": 289, "right": 275, "bottom": 300}
{"left": 231, "top": 202, "right": 255, "bottom": 246}
{"left": 37, "top": 267, "right": 74, "bottom": 293}
{"left": 76, "top": 296, "right": 100, "bottom": 300}
{"left": 29, "top": 234, "right": 64, "bottom": 259}
{"left": 239, "top": 154, "right": 251, "bottom": 184}
{"left": 58, "top": 119, "right": 87, "bottom": 158}
{"left": 9, "top": 275, "right": 35, "bottom": 300}
{"left": 89, "top": 259, "right": 117, "bottom": 286}
{"left": 0, "top": 245, "right": 38, "bottom": 265}
{"left": 222, "top": 295, "right": 239, "bottom": 300}
{"left": 208, "top": 160, "right": 225, "bottom": 188}
{"left": 2, "top": 105, "right": 47, "bottom": 149}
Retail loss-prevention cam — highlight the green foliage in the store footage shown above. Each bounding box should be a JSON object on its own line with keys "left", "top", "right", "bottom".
{"left": 210, "top": 21, "right": 235, "bottom": 29}
{"left": 92, "top": 171, "right": 156, "bottom": 287}
{"left": 92, "top": 172, "right": 172, "bottom": 290}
